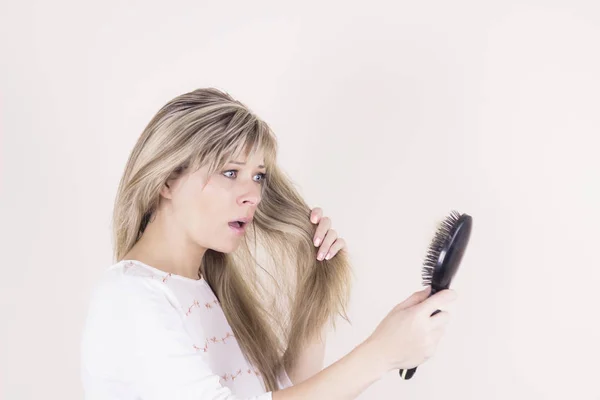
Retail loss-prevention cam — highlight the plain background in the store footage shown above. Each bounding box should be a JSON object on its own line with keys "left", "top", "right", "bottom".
{"left": 1, "top": 1, "right": 599, "bottom": 399}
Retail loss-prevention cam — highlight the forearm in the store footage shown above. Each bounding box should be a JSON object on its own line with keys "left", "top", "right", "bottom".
{"left": 285, "top": 329, "right": 327, "bottom": 384}
{"left": 273, "top": 339, "right": 387, "bottom": 400}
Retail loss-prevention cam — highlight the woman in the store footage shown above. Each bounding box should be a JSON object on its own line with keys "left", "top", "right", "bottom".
{"left": 80, "top": 88, "right": 457, "bottom": 399}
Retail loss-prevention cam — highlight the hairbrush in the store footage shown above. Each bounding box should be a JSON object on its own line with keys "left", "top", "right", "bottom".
{"left": 399, "top": 210, "right": 473, "bottom": 380}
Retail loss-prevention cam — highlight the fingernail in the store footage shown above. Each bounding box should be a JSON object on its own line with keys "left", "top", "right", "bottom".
{"left": 314, "top": 237, "right": 321, "bottom": 246}
{"left": 325, "top": 252, "right": 332, "bottom": 260}
{"left": 318, "top": 252, "right": 325, "bottom": 260}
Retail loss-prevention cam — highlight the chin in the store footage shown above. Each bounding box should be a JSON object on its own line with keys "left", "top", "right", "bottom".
{"left": 211, "top": 240, "right": 242, "bottom": 254}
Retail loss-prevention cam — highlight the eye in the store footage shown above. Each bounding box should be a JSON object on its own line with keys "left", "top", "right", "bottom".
{"left": 223, "top": 170, "right": 267, "bottom": 184}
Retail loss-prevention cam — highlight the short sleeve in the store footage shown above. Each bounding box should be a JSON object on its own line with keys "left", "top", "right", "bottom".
{"left": 85, "top": 274, "right": 273, "bottom": 400}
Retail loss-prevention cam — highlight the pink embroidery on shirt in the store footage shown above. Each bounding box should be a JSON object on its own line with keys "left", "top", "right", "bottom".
{"left": 222, "top": 332, "right": 233, "bottom": 343}
{"left": 231, "top": 369, "right": 243, "bottom": 381}
{"left": 186, "top": 299, "right": 221, "bottom": 316}
{"left": 192, "top": 331, "right": 235, "bottom": 353}
{"left": 185, "top": 299, "right": 200, "bottom": 316}
{"left": 162, "top": 273, "right": 172, "bottom": 283}
{"left": 192, "top": 343, "right": 207, "bottom": 352}
{"left": 205, "top": 299, "right": 219, "bottom": 309}
{"left": 220, "top": 368, "right": 258, "bottom": 384}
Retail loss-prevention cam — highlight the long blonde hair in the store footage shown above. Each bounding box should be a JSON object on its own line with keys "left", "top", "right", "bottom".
{"left": 111, "top": 88, "right": 353, "bottom": 391}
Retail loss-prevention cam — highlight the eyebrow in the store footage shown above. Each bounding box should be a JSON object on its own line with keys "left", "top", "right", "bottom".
{"left": 230, "top": 161, "right": 266, "bottom": 169}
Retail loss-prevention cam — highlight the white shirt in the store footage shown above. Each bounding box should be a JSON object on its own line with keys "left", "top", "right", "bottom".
{"left": 80, "top": 259, "right": 293, "bottom": 399}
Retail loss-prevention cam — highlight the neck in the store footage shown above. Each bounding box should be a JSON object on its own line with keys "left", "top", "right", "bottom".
{"left": 123, "top": 209, "right": 207, "bottom": 280}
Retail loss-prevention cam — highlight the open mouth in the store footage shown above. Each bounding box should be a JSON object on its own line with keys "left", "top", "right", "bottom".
{"left": 228, "top": 217, "right": 252, "bottom": 233}
{"left": 228, "top": 221, "right": 247, "bottom": 229}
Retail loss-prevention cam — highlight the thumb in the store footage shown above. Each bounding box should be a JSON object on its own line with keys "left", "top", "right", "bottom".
{"left": 396, "top": 286, "right": 432, "bottom": 310}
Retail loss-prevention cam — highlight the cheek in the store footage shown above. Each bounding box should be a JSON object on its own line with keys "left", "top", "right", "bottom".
{"left": 170, "top": 186, "right": 203, "bottom": 227}
{"left": 178, "top": 182, "right": 228, "bottom": 231}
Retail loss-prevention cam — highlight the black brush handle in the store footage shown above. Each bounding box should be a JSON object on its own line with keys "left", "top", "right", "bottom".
{"left": 399, "top": 288, "right": 441, "bottom": 380}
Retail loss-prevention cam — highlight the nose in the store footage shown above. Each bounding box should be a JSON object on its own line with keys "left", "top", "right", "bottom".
{"left": 239, "top": 194, "right": 260, "bottom": 206}
{"left": 237, "top": 183, "right": 261, "bottom": 207}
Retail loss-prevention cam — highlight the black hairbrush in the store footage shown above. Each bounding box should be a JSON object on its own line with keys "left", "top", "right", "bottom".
{"left": 399, "top": 210, "right": 473, "bottom": 380}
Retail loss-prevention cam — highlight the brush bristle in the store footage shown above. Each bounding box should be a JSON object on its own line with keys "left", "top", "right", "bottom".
{"left": 421, "top": 210, "right": 462, "bottom": 285}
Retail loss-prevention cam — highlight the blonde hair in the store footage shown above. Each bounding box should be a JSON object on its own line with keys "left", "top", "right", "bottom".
{"left": 111, "top": 88, "right": 353, "bottom": 391}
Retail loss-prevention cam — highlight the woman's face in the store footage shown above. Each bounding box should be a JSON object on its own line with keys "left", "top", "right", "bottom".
{"left": 163, "top": 149, "right": 267, "bottom": 254}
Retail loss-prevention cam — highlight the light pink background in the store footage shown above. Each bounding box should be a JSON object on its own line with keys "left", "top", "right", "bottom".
{"left": 1, "top": 1, "right": 599, "bottom": 399}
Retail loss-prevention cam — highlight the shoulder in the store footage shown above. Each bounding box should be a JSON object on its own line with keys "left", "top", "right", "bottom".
{"left": 81, "top": 261, "right": 185, "bottom": 352}
{"left": 85, "top": 261, "right": 183, "bottom": 324}
{"left": 81, "top": 262, "right": 183, "bottom": 381}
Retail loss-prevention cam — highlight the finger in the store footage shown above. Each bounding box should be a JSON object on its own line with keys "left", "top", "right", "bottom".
{"left": 317, "top": 229, "right": 338, "bottom": 261}
{"left": 324, "top": 237, "right": 346, "bottom": 260}
{"left": 313, "top": 216, "right": 331, "bottom": 247}
{"left": 440, "top": 300, "right": 457, "bottom": 314}
{"left": 418, "top": 289, "right": 457, "bottom": 316}
{"left": 396, "top": 286, "right": 432, "bottom": 310}
{"left": 429, "top": 310, "right": 451, "bottom": 329}
{"left": 310, "top": 207, "right": 323, "bottom": 224}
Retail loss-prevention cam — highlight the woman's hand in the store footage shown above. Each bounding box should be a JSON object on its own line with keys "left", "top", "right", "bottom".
{"left": 366, "top": 287, "right": 457, "bottom": 371}
{"left": 310, "top": 207, "right": 346, "bottom": 261}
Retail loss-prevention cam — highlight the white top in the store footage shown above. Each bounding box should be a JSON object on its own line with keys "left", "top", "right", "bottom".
{"left": 80, "top": 259, "right": 293, "bottom": 400}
